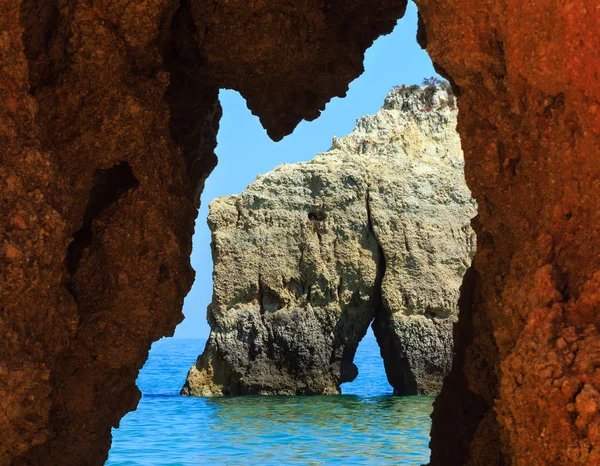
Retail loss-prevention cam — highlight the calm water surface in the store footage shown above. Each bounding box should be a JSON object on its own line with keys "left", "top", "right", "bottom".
{"left": 107, "top": 337, "right": 433, "bottom": 465}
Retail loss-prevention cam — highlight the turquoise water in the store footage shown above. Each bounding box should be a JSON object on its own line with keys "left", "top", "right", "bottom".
{"left": 107, "top": 337, "right": 433, "bottom": 465}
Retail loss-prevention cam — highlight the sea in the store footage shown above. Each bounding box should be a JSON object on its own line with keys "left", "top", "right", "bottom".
{"left": 107, "top": 335, "right": 433, "bottom": 465}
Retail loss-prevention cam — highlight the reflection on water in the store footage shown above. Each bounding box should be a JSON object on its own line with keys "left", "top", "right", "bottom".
{"left": 201, "top": 395, "right": 433, "bottom": 464}
{"left": 107, "top": 338, "right": 433, "bottom": 465}
{"left": 207, "top": 395, "right": 431, "bottom": 433}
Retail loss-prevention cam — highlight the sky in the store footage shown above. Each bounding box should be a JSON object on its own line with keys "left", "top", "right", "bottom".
{"left": 174, "top": 2, "right": 438, "bottom": 339}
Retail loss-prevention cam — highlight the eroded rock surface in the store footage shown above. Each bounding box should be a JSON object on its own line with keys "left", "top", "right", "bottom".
{"left": 1, "top": 0, "right": 407, "bottom": 464}
{"left": 2, "top": 0, "right": 599, "bottom": 463}
{"left": 417, "top": 1, "right": 600, "bottom": 464}
{"left": 182, "top": 85, "right": 476, "bottom": 397}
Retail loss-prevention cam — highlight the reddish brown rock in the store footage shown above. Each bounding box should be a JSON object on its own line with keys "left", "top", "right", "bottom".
{"left": 2, "top": 1, "right": 218, "bottom": 463}
{"left": 0, "top": 0, "right": 407, "bottom": 464}
{"left": 189, "top": 0, "right": 406, "bottom": 140}
{"left": 1, "top": 0, "right": 599, "bottom": 464}
{"left": 417, "top": 0, "right": 600, "bottom": 464}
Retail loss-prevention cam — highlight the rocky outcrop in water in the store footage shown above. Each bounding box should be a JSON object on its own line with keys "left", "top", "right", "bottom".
{"left": 182, "top": 85, "right": 476, "bottom": 397}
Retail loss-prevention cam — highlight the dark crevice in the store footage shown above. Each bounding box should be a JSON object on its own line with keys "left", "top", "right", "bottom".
{"left": 429, "top": 266, "right": 504, "bottom": 465}
{"left": 416, "top": 10, "right": 427, "bottom": 49}
{"left": 498, "top": 141, "right": 519, "bottom": 177}
{"left": 316, "top": 229, "right": 323, "bottom": 249}
{"left": 497, "top": 141, "right": 506, "bottom": 175}
{"left": 403, "top": 230, "right": 411, "bottom": 252}
{"left": 20, "top": 0, "right": 63, "bottom": 93}
{"left": 236, "top": 204, "right": 242, "bottom": 225}
{"left": 255, "top": 275, "right": 276, "bottom": 362}
{"left": 66, "top": 162, "right": 139, "bottom": 276}
{"left": 158, "top": 265, "right": 171, "bottom": 284}
{"left": 365, "top": 190, "right": 384, "bottom": 291}
{"left": 257, "top": 274, "right": 266, "bottom": 315}
{"left": 298, "top": 246, "right": 305, "bottom": 270}
{"left": 308, "top": 210, "right": 327, "bottom": 221}
{"left": 163, "top": 0, "right": 221, "bottom": 206}
{"left": 366, "top": 187, "right": 419, "bottom": 395}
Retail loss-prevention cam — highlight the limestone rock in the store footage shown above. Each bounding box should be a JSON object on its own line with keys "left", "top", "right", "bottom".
{"left": 182, "top": 85, "right": 476, "bottom": 397}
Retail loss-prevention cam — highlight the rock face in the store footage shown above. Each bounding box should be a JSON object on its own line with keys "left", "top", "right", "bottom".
{"left": 1, "top": 1, "right": 405, "bottom": 464}
{"left": 182, "top": 85, "right": 476, "bottom": 397}
{"left": 418, "top": 2, "right": 600, "bottom": 465}
{"left": 2, "top": 0, "right": 599, "bottom": 464}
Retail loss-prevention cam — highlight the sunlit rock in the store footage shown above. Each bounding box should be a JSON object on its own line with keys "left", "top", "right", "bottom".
{"left": 182, "top": 84, "right": 476, "bottom": 397}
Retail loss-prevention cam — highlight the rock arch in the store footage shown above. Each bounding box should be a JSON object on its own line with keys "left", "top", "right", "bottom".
{"left": 180, "top": 84, "right": 476, "bottom": 400}
{"left": 1, "top": 0, "right": 598, "bottom": 465}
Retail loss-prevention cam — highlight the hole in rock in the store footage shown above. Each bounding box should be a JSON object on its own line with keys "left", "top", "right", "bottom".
{"left": 108, "top": 3, "right": 470, "bottom": 465}
{"left": 308, "top": 210, "right": 327, "bottom": 221}
{"left": 340, "top": 327, "right": 392, "bottom": 395}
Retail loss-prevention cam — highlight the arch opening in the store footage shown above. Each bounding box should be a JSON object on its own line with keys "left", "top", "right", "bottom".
{"left": 108, "top": 4, "right": 474, "bottom": 464}
{"left": 340, "top": 327, "right": 392, "bottom": 396}
{"left": 9, "top": 0, "right": 593, "bottom": 463}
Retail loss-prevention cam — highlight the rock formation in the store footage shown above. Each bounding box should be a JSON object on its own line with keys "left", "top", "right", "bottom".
{"left": 182, "top": 85, "right": 476, "bottom": 397}
{"left": 1, "top": 0, "right": 599, "bottom": 464}
{"left": 1, "top": 1, "right": 404, "bottom": 464}
{"left": 419, "top": 4, "right": 600, "bottom": 465}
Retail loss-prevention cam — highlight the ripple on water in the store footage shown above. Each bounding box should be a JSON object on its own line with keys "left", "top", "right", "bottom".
{"left": 107, "top": 338, "right": 433, "bottom": 465}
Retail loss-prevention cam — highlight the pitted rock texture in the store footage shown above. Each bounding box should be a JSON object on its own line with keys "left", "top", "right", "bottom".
{"left": 181, "top": 86, "right": 476, "bottom": 397}
{"left": 1, "top": 2, "right": 218, "bottom": 464}
{"left": 1, "top": 0, "right": 408, "bottom": 464}
{"left": 417, "top": 0, "right": 600, "bottom": 464}
{"left": 190, "top": 0, "right": 408, "bottom": 140}
{"left": 2, "top": 0, "right": 599, "bottom": 463}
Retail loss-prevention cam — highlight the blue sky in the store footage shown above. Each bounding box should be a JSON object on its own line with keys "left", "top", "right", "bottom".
{"left": 174, "top": 2, "right": 437, "bottom": 338}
